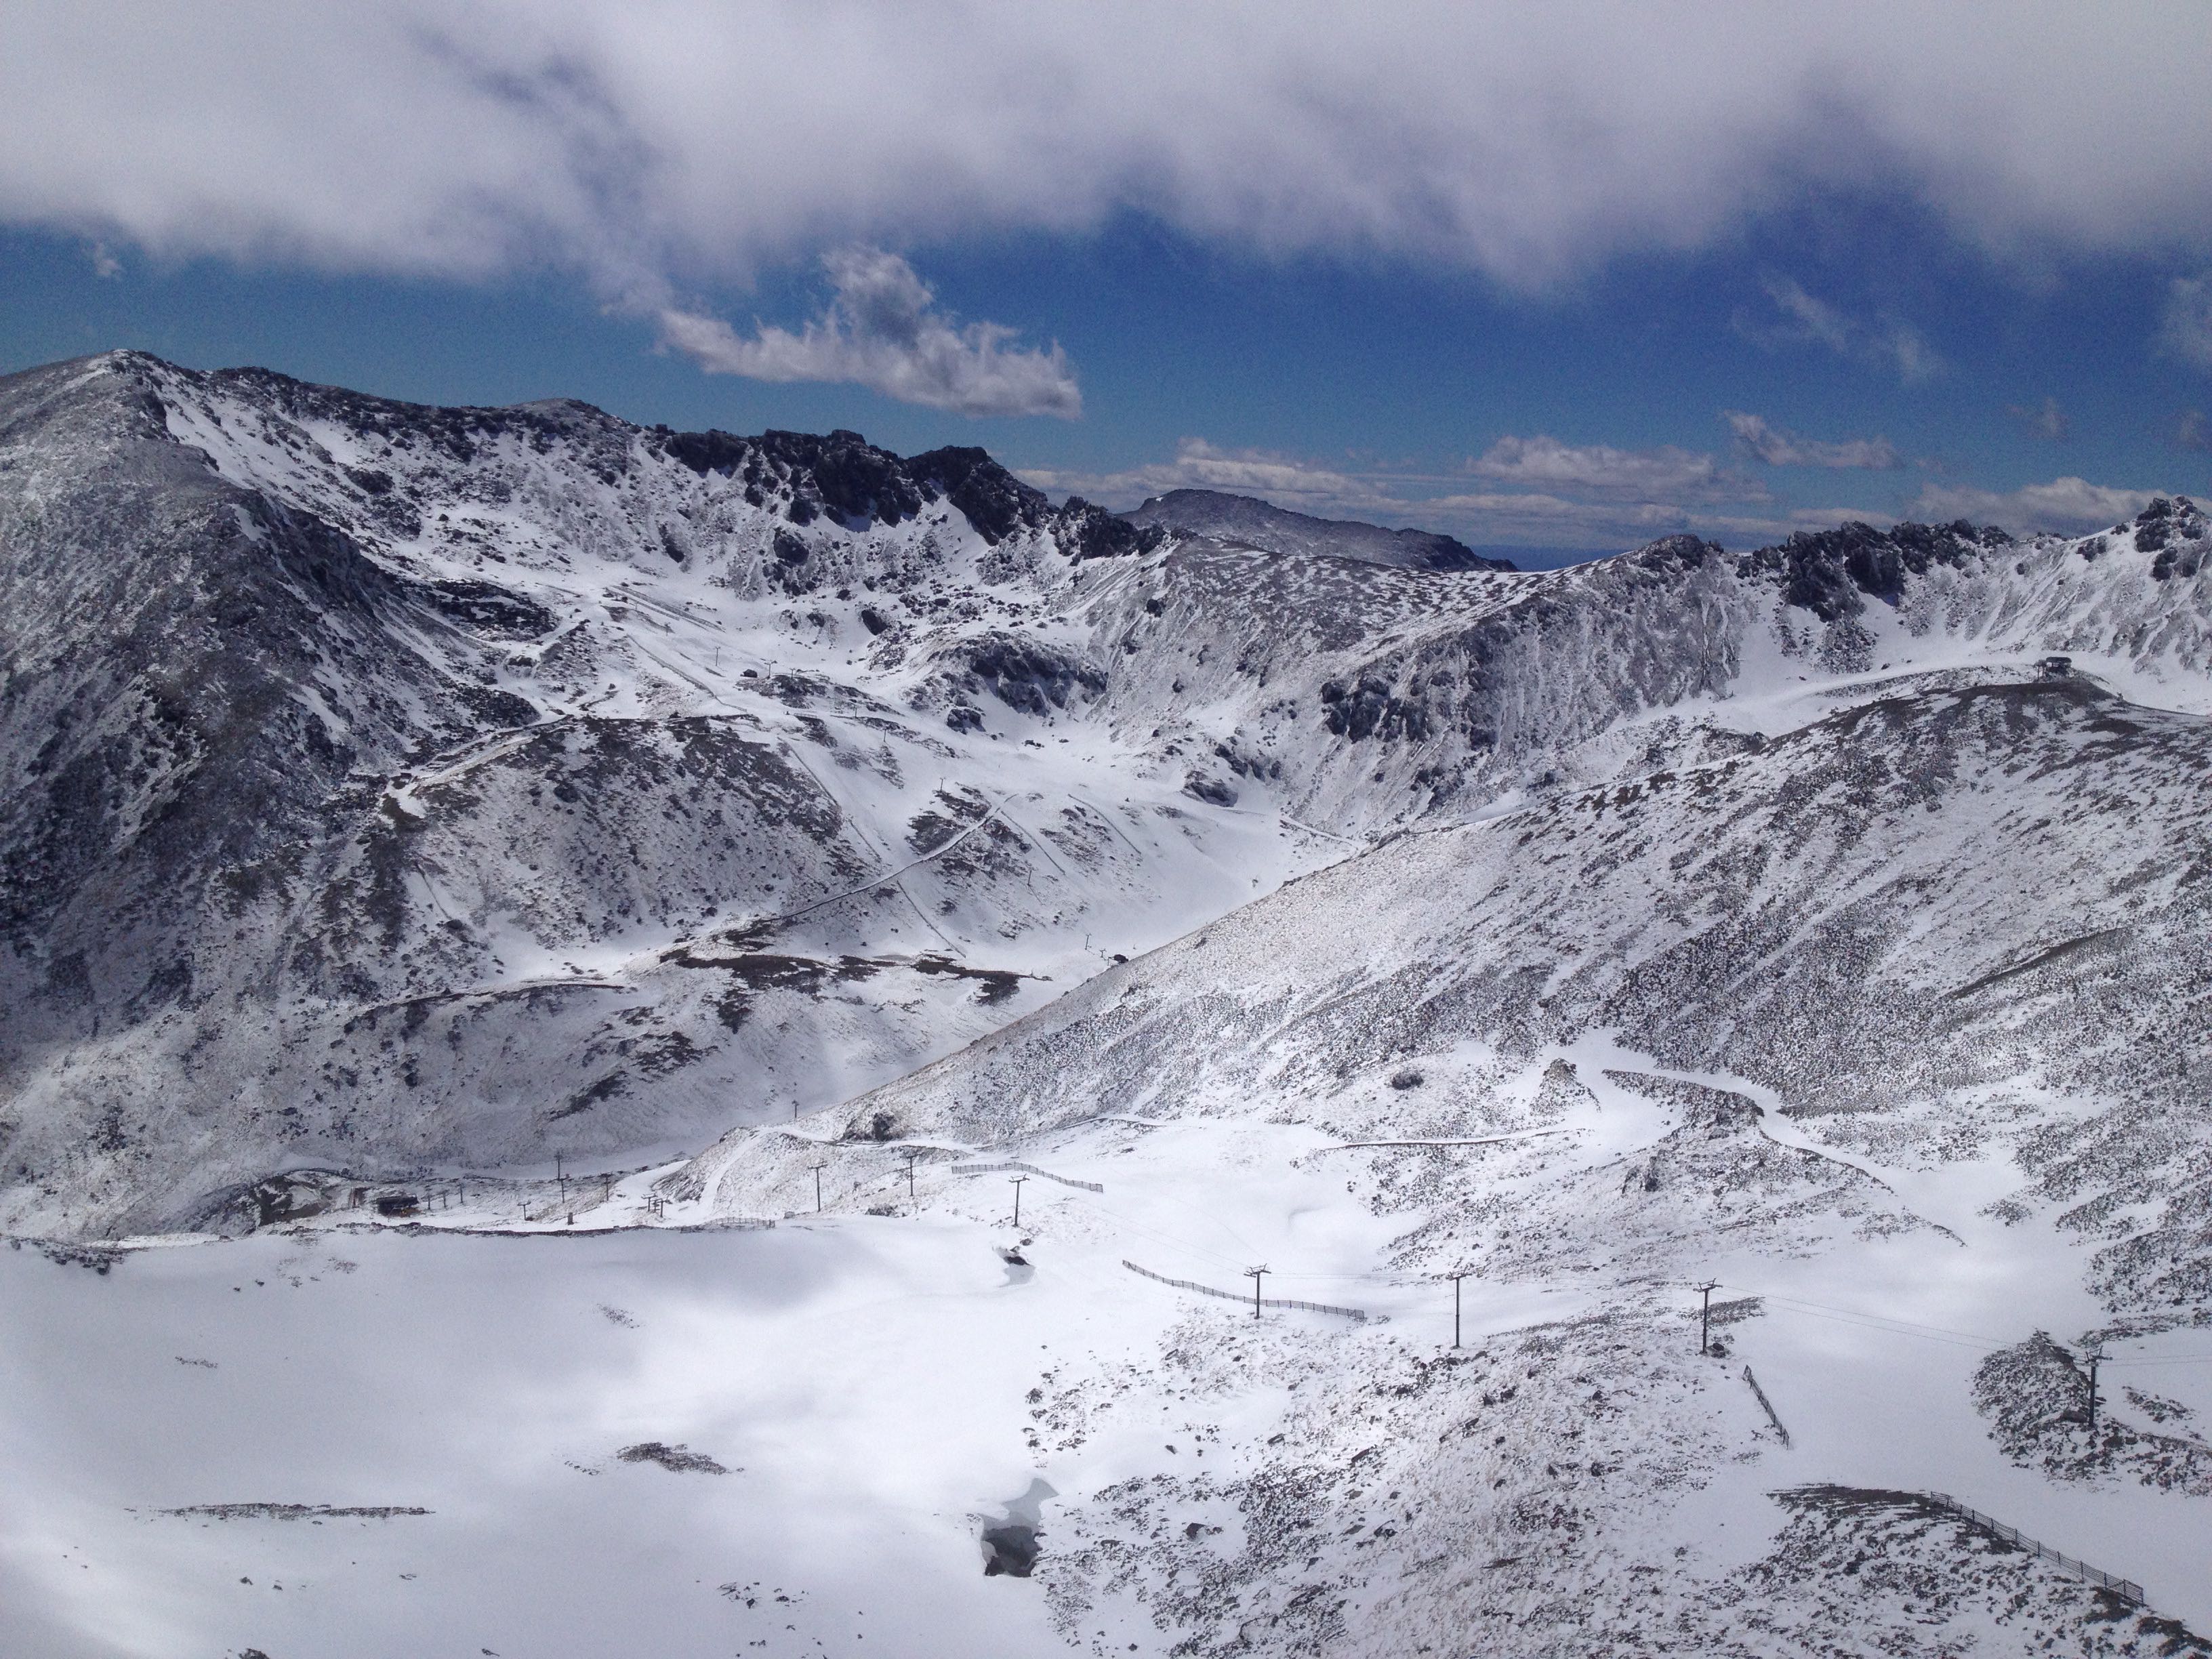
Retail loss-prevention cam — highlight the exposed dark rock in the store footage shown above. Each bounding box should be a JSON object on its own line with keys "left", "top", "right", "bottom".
{"left": 2141, "top": 496, "right": 2209, "bottom": 579}
{"left": 1183, "top": 771, "right": 1240, "bottom": 807}
{"left": 617, "top": 1441, "right": 730, "bottom": 1475}
{"left": 418, "top": 579, "right": 557, "bottom": 639}
{"left": 941, "top": 632, "right": 1108, "bottom": 716}
{"left": 1741, "top": 520, "right": 2010, "bottom": 622}
{"left": 908, "top": 445, "right": 1050, "bottom": 544}
{"left": 1057, "top": 495, "right": 1165, "bottom": 562}
{"left": 1318, "top": 676, "right": 1429, "bottom": 742}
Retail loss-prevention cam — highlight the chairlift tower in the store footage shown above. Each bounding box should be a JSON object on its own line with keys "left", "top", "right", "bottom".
{"left": 1246, "top": 1265, "right": 1269, "bottom": 1319}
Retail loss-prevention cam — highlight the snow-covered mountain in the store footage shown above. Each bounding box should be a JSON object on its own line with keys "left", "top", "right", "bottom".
{"left": 5, "top": 350, "right": 2212, "bottom": 1657}
{"left": 3, "top": 350, "right": 2209, "bottom": 1242}
{"left": 1119, "top": 487, "right": 1515, "bottom": 571}
{"left": 675, "top": 518, "right": 2212, "bottom": 1652}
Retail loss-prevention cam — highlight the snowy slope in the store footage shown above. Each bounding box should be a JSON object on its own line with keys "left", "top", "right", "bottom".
{"left": 5, "top": 1030, "right": 2210, "bottom": 1657}
{"left": 4, "top": 352, "right": 2211, "bottom": 1238}
{"left": 3, "top": 350, "right": 2212, "bottom": 1656}
{"left": 659, "top": 660, "right": 2212, "bottom": 1652}
{"left": 0, "top": 353, "right": 1303, "bottom": 1235}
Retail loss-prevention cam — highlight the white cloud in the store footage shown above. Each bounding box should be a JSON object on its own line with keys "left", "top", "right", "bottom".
{"left": 1753, "top": 277, "right": 1853, "bottom": 354}
{"left": 1027, "top": 433, "right": 2187, "bottom": 554}
{"left": 1422, "top": 490, "right": 1708, "bottom": 543}
{"left": 1723, "top": 411, "right": 1901, "bottom": 468}
{"left": 1881, "top": 324, "right": 1944, "bottom": 384}
{"left": 3, "top": 4, "right": 2211, "bottom": 299}
{"left": 1738, "top": 277, "right": 1943, "bottom": 383}
{"left": 2005, "top": 396, "right": 2069, "bottom": 441}
{"left": 1467, "top": 434, "right": 1750, "bottom": 498}
{"left": 2180, "top": 410, "right": 2212, "bottom": 453}
{"left": 1910, "top": 476, "right": 2158, "bottom": 535}
{"left": 1018, "top": 440, "right": 1364, "bottom": 511}
{"left": 2161, "top": 274, "right": 2212, "bottom": 370}
{"left": 659, "top": 248, "right": 1079, "bottom": 417}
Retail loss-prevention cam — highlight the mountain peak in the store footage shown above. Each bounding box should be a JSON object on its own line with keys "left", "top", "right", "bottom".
{"left": 1120, "top": 487, "right": 1515, "bottom": 571}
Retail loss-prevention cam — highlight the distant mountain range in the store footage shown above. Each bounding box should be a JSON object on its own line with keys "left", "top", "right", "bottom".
{"left": 1118, "top": 487, "right": 1517, "bottom": 571}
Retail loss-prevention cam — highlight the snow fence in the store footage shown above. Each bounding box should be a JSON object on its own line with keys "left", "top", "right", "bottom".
{"left": 1925, "top": 1492, "right": 2144, "bottom": 1603}
{"left": 954, "top": 1161, "right": 1104, "bottom": 1193}
{"left": 1123, "top": 1260, "right": 1376, "bottom": 1324}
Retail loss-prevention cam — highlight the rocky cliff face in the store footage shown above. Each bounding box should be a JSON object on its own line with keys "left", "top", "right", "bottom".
{"left": 2, "top": 349, "right": 2209, "bottom": 1236}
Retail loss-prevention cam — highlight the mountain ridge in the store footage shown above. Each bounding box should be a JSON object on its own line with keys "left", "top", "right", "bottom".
{"left": 1118, "top": 485, "right": 1516, "bottom": 571}
{"left": 1, "top": 349, "right": 2209, "bottom": 1238}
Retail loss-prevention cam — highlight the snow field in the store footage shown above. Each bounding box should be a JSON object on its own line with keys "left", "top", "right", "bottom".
{"left": 13, "top": 1025, "right": 2208, "bottom": 1654}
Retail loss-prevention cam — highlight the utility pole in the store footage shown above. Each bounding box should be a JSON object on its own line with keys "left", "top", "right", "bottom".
{"left": 811, "top": 1162, "right": 827, "bottom": 1213}
{"left": 556, "top": 1151, "right": 566, "bottom": 1202}
{"left": 1448, "top": 1271, "right": 1469, "bottom": 1349}
{"left": 1246, "top": 1265, "right": 1269, "bottom": 1319}
{"left": 2087, "top": 1345, "right": 2104, "bottom": 1439}
{"left": 905, "top": 1153, "right": 920, "bottom": 1208}
{"left": 1696, "top": 1281, "right": 1720, "bottom": 1355}
{"left": 1008, "top": 1175, "right": 1027, "bottom": 1227}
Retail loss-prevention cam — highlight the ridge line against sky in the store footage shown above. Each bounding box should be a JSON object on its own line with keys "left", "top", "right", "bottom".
{"left": 4, "top": 1, "right": 2211, "bottom": 552}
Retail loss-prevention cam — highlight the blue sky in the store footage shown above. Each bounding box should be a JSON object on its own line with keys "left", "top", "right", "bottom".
{"left": 5, "top": 3, "right": 2211, "bottom": 556}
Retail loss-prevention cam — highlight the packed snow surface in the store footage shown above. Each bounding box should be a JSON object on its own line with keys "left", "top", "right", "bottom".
{"left": 7, "top": 1039, "right": 2211, "bottom": 1656}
